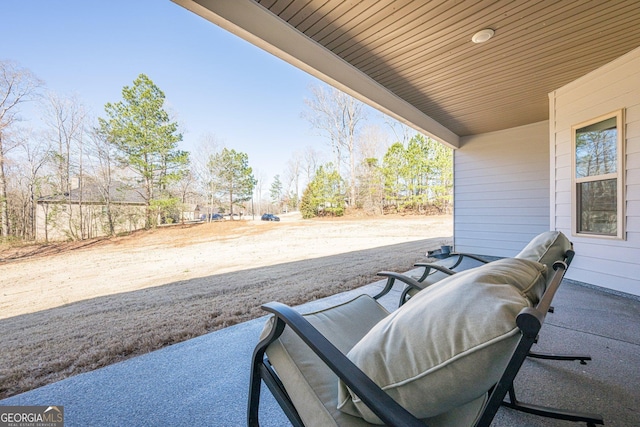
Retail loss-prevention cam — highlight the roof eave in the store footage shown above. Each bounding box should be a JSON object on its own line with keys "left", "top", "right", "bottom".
{"left": 172, "top": 0, "right": 460, "bottom": 148}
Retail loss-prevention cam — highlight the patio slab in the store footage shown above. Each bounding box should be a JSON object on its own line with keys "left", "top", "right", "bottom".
{"left": 2, "top": 261, "right": 639, "bottom": 426}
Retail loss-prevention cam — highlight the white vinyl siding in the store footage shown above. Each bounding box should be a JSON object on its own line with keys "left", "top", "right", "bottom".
{"left": 454, "top": 121, "right": 550, "bottom": 257}
{"left": 551, "top": 46, "right": 640, "bottom": 296}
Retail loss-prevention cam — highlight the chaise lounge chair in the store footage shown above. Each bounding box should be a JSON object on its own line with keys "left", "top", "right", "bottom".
{"left": 248, "top": 238, "right": 603, "bottom": 426}
{"left": 375, "top": 232, "right": 592, "bottom": 362}
{"left": 375, "top": 231, "right": 573, "bottom": 307}
{"left": 372, "top": 231, "right": 600, "bottom": 424}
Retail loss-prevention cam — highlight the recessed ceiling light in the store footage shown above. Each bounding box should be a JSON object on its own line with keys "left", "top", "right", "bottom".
{"left": 472, "top": 28, "right": 495, "bottom": 43}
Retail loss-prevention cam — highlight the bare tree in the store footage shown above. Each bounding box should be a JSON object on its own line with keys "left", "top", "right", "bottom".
{"left": 192, "top": 132, "right": 221, "bottom": 220}
{"left": 43, "top": 92, "right": 87, "bottom": 239}
{"left": 357, "top": 124, "right": 389, "bottom": 163}
{"left": 355, "top": 124, "right": 389, "bottom": 214}
{"left": 171, "top": 167, "right": 198, "bottom": 223}
{"left": 9, "top": 128, "right": 50, "bottom": 239}
{"left": 253, "top": 169, "right": 268, "bottom": 216}
{"left": 302, "top": 145, "right": 323, "bottom": 183}
{"left": 384, "top": 116, "right": 414, "bottom": 145}
{"left": 303, "top": 84, "right": 366, "bottom": 206}
{"left": 0, "top": 60, "right": 43, "bottom": 237}
{"left": 284, "top": 151, "right": 302, "bottom": 210}
{"left": 357, "top": 157, "right": 384, "bottom": 215}
{"left": 86, "top": 127, "right": 118, "bottom": 236}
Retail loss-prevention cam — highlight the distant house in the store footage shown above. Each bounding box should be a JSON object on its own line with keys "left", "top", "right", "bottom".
{"left": 36, "top": 182, "right": 146, "bottom": 241}
{"left": 181, "top": 204, "right": 201, "bottom": 222}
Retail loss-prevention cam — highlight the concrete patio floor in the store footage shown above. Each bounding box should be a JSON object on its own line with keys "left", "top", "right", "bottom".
{"left": 2, "top": 260, "right": 640, "bottom": 426}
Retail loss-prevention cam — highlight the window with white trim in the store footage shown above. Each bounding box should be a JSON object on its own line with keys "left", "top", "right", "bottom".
{"left": 572, "top": 110, "right": 625, "bottom": 239}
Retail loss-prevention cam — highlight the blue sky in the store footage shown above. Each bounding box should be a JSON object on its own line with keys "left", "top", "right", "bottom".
{"left": 2, "top": 0, "right": 390, "bottom": 182}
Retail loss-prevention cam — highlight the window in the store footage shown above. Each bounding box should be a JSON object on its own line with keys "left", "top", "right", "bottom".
{"left": 572, "top": 110, "right": 625, "bottom": 239}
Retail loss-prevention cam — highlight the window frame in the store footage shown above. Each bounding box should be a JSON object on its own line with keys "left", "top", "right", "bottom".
{"left": 571, "top": 109, "right": 625, "bottom": 240}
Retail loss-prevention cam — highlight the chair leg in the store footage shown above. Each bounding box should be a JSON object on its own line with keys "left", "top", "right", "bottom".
{"left": 260, "top": 363, "right": 305, "bottom": 427}
{"left": 502, "top": 384, "right": 604, "bottom": 426}
{"left": 528, "top": 306, "right": 591, "bottom": 364}
{"left": 248, "top": 356, "right": 263, "bottom": 426}
{"left": 528, "top": 350, "right": 591, "bottom": 365}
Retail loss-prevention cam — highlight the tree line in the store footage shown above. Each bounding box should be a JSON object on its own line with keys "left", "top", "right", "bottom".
{"left": 0, "top": 59, "right": 451, "bottom": 242}
{"left": 298, "top": 134, "right": 452, "bottom": 218}
{"left": 298, "top": 84, "right": 452, "bottom": 218}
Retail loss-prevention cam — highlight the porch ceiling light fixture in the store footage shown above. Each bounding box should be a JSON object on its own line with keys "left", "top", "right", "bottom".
{"left": 472, "top": 28, "right": 495, "bottom": 43}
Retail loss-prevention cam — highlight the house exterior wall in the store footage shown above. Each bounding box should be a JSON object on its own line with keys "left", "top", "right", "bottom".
{"left": 454, "top": 121, "right": 551, "bottom": 257}
{"left": 36, "top": 203, "right": 146, "bottom": 241}
{"left": 550, "top": 46, "right": 640, "bottom": 296}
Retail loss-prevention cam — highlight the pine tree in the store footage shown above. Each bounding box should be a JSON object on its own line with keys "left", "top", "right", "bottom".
{"left": 99, "top": 74, "right": 188, "bottom": 228}
{"left": 208, "top": 148, "right": 256, "bottom": 217}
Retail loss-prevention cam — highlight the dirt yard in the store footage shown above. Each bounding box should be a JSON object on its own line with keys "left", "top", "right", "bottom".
{"left": 0, "top": 213, "right": 451, "bottom": 398}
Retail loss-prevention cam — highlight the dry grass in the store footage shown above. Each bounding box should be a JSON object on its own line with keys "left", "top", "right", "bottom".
{"left": 0, "top": 213, "right": 451, "bottom": 398}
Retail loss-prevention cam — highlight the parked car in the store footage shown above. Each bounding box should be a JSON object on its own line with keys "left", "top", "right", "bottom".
{"left": 200, "top": 213, "right": 223, "bottom": 221}
{"left": 261, "top": 213, "right": 280, "bottom": 222}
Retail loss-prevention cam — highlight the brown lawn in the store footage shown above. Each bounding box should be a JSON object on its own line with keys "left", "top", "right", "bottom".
{"left": 0, "top": 213, "right": 452, "bottom": 398}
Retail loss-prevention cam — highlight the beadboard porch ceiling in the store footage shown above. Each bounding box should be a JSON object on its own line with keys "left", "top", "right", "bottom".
{"left": 173, "top": 0, "right": 640, "bottom": 148}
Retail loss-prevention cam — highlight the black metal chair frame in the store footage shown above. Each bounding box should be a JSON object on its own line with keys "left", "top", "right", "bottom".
{"left": 374, "top": 251, "right": 602, "bottom": 426}
{"left": 248, "top": 250, "right": 603, "bottom": 426}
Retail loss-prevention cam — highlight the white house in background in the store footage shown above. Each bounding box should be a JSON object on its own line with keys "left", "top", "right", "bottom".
{"left": 173, "top": 0, "right": 640, "bottom": 296}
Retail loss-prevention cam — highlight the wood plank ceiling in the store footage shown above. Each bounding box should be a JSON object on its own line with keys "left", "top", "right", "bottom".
{"left": 255, "top": 0, "right": 640, "bottom": 136}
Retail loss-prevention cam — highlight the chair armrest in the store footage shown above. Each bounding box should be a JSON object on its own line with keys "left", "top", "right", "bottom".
{"left": 373, "top": 271, "right": 424, "bottom": 300}
{"left": 413, "top": 263, "right": 457, "bottom": 277}
{"left": 450, "top": 252, "right": 491, "bottom": 263}
{"left": 261, "top": 302, "right": 424, "bottom": 427}
{"left": 413, "top": 253, "right": 488, "bottom": 281}
{"left": 443, "top": 252, "right": 491, "bottom": 269}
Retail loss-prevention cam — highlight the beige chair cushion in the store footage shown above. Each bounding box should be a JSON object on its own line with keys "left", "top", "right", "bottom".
{"left": 337, "top": 258, "right": 546, "bottom": 424}
{"left": 516, "top": 231, "right": 572, "bottom": 272}
{"left": 262, "top": 295, "right": 488, "bottom": 426}
{"left": 514, "top": 230, "right": 571, "bottom": 302}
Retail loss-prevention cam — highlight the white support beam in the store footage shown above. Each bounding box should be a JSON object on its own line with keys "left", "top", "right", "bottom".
{"left": 172, "top": 0, "right": 460, "bottom": 148}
